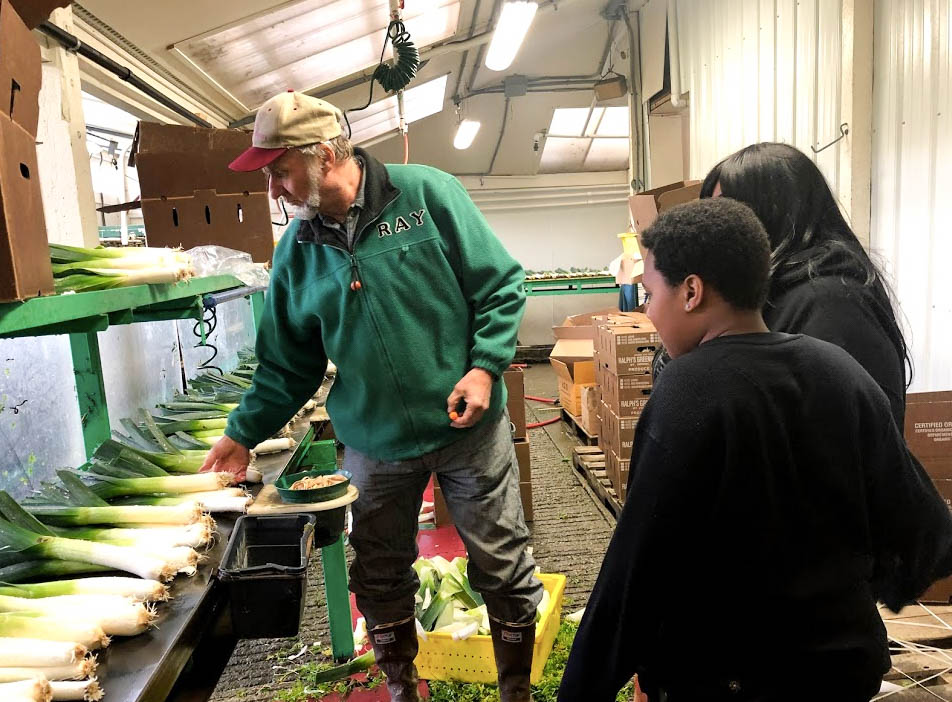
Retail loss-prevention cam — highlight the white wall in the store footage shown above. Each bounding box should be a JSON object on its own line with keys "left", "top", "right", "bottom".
{"left": 476, "top": 199, "right": 631, "bottom": 345}
{"left": 674, "top": 0, "right": 845, "bottom": 194}
{"left": 870, "top": 0, "right": 952, "bottom": 393}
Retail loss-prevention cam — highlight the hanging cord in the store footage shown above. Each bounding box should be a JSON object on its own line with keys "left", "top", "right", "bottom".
{"left": 193, "top": 305, "right": 223, "bottom": 375}
{"left": 343, "top": 20, "right": 420, "bottom": 138}
{"left": 271, "top": 197, "right": 289, "bottom": 226}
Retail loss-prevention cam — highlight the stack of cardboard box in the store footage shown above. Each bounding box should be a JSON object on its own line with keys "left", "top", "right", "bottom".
{"left": 0, "top": 0, "right": 54, "bottom": 302}
{"left": 434, "top": 367, "right": 533, "bottom": 526}
{"left": 593, "top": 313, "right": 661, "bottom": 500}
{"left": 905, "top": 392, "right": 952, "bottom": 603}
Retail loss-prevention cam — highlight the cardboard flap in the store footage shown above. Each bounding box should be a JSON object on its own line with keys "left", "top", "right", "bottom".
{"left": 0, "top": 0, "right": 40, "bottom": 136}
{"left": 629, "top": 180, "right": 702, "bottom": 231}
{"left": 552, "top": 307, "right": 620, "bottom": 340}
{"left": 657, "top": 182, "right": 702, "bottom": 210}
{"left": 550, "top": 338, "right": 594, "bottom": 362}
{"left": 549, "top": 358, "right": 574, "bottom": 384}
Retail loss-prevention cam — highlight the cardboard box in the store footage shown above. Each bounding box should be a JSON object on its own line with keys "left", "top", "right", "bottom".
{"left": 550, "top": 338, "right": 596, "bottom": 416}
{"left": 905, "top": 392, "right": 952, "bottom": 462}
{"left": 610, "top": 449, "right": 630, "bottom": 501}
{"left": 597, "top": 363, "right": 652, "bottom": 417}
{"left": 598, "top": 400, "right": 614, "bottom": 455}
{"left": 504, "top": 368, "right": 527, "bottom": 440}
{"left": 920, "top": 474, "right": 952, "bottom": 603}
{"left": 580, "top": 385, "right": 601, "bottom": 438}
{"left": 0, "top": 0, "right": 40, "bottom": 137}
{"left": 514, "top": 438, "right": 531, "bottom": 482}
{"left": 628, "top": 180, "right": 702, "bottom": 232}
{"left": 600, "top": 405, "right": 638, "bottom": 460}
{"left": 552, "top": 308, "right": 621, "bottom": 341}
{"left": 0, "top": 114, "right": 53, "bottom": 302}
{"left": 8, "top": 0, "right": 69, "bottom": 29}
{"left": 595, "top": 314, "right": 661, "bottom": 376}
{"left": 520, "top": 482, "right": 533, "bottom": 522}
{"left": 133, "top": 122, "right": 274, "bottom": 262}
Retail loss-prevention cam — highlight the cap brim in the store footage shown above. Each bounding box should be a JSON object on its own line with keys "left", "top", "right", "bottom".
{"left": 228, "top": 146, "right": 288, "bottom": 172}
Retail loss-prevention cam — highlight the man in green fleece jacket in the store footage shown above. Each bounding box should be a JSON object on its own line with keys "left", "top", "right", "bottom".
{"left": 201, "top": 91, "right": 542, "bottom": 702}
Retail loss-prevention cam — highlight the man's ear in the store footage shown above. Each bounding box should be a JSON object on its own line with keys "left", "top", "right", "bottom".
{"left": 319, "top": 143, "right": 336, "bottom": 173}
{"left": 682, "top": 274, "right": 704, "bottom": 312}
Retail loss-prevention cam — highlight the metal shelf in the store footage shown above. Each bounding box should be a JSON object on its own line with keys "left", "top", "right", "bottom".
{"left": 0, "top": 275, "right": 267, "bottom": 457}
{"left": 525, "top": 274, "right": 630, "bottom": 297}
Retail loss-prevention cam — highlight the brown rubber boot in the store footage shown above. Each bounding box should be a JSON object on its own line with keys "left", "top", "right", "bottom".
{"left": 369, "top": 617, "right": 421, "bottom": 702}
{"left": 490, "top": 618, "right": 536, "bottom": 702}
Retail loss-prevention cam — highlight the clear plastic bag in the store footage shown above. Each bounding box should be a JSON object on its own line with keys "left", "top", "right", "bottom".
{"left": 187, "top": 245, "right": 270, "bottom": 287}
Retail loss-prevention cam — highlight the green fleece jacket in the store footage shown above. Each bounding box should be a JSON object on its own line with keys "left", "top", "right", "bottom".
{"left": 225, "top": 149, "right": 525, "bottom": 460}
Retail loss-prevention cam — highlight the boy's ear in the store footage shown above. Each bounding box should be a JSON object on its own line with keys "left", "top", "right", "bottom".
{"left": 683, "top": 274, "right": 704, "bottom": 312}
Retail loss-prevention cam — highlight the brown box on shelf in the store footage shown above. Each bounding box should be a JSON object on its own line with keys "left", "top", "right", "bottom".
{"left": 552, "top": 308, "right": 620, "bottom": 341}
{"left": 504, "top": 367, "right": 527, "bottom": 440}
{"left": 580, "top": 385, "right": 601, "bottom": 437}
{"left": 0, "top": 114, "right": 53, "bottom": 302}
{"left": 133, "top": 122, "right": 274, "bottom": 262}
{"left": 628, "top": 180, "right": 702, "bottom": 232}
{"left": 550, "top": 336, "right": 596, "bottom": 416}
{"left": 514, "top": 438, "right": 531, "bottom": 482}
{"left": 0, "top": 0, "right": 40, "bottom": 136}
{"left": 598, "top": 400, "right": 614, "bottom": 455}
{"left": 608, "top": 449, "right": 630, "bottom": 501}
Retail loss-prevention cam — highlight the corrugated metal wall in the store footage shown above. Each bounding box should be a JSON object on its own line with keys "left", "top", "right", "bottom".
{"left": 675, "top": 0, "right": 844, "bottom": 195}
{"left": 871, "top": 0, "right": 951, "bottom": 392}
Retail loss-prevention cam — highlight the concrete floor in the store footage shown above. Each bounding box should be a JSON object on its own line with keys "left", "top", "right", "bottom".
{"left": 208, "top": 363, "right": 615, "bottom": 701}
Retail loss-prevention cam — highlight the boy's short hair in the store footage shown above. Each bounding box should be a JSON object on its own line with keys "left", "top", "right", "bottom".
{"left": 640, "top": 198, "right": 771, "bottom": 310}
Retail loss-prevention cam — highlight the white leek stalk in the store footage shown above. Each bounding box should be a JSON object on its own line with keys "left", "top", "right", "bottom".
{"left": 0, "top": 578, "right": 167, "bottom": 603}
{"left": 62, "top": 522, "right": 212, "bottom": 550}
{"left": 0, "top": 639, "right": 86, "bottom": 668}
{"left": 0, "top": 614, "right": 108, "bottom": 650}
{"left": 28, "top": 503, "right": 204, "bottom": 526}
{"left": 0, "top": 677, "right": 53, "bottom": 702}
{"left": 0, "top": 594, "right": 155, "bottom": 637}
{"left": 50, "top": 679, "right": 102, "bottom": 701}
{"left": 252, "top": 438, "right": 296, "bottom": 455}
{"left": 32, "top": 536, "right": 176, "bottom": 582}
{"left": 0, "top": 656, "right": 96, "bottom": 682}
{"left": 244, "top": 468, "right": 263, "bottom": 484}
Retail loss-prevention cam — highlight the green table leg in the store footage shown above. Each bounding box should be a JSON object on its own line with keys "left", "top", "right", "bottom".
{"left": 321, "top": 533, "right": 354, "bottom": 662}
{"left": 249, "top": 291, "right": 265, "bottom": 333}
{"left": 69, "top": 331, "right": 110, "bottom": 458}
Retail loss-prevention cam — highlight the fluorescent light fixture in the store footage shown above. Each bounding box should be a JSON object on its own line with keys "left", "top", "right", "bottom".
{"left": 453, "top": 120, "right": 481, "bottom": 149}
{"left": 485, "top": 1, "right": 538, "bottom": 72}
{"left": 347, "top": 75, "right": 449, "bottom": 144}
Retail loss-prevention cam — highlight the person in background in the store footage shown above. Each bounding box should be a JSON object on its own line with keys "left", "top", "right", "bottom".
{"left": 201, "top": 91, "right": 541, "bottom": 702}
{"left": 559, "top": 198, "right": 952, "bottom": 702}
{"left": 699, "top": 142, "right": 909, "bottom": 425}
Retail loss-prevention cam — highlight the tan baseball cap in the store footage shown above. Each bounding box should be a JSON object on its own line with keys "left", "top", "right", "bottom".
{"left": 229, "top": 90, "right": 345, "bottom": 172}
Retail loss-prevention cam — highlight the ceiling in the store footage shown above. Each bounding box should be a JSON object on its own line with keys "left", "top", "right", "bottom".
{"left": 73, "top": 0, "right": 640, "bottom": 177}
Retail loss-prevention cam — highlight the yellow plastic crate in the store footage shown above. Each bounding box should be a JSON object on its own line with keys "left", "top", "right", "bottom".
{"left": 415, "top": 572, "right": 566, "bottom": 684}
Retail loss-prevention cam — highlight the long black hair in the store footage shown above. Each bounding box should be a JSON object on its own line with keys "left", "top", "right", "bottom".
{"left": 699, "top": 142, "right": 910, "bottom": 385}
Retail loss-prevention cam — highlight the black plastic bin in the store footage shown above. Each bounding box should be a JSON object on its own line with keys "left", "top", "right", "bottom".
{"left": 218, "top": 514, "right": 317, "bottom": 639}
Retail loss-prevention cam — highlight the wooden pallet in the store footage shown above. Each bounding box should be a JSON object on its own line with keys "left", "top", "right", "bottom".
{"left": 560, "top": 408, "right": 599, "bottom": 446}
{"left": 572, "top": 446, "right": 623, "bottom": 518}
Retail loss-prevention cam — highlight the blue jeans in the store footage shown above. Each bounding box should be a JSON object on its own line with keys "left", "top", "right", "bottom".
{"left": 344, "top": 411, "right": 542, "bottom": 628}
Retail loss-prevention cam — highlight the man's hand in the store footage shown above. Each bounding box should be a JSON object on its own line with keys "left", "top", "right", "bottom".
{"left": 446, "top": 368, "right": 493, "bottom": 428}
{"left": 200, "top": 435, "right": 252, "bottom": 483}
{"left": 633, "top": 674, "right": 648, "bottom": 702}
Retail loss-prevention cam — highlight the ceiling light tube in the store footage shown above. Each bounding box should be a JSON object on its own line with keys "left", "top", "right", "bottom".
{"left": 453, "top": 119, "right": 481, "bottom": 149}
{"left": 485, "top": 1, "right": 538, "bottom": 72}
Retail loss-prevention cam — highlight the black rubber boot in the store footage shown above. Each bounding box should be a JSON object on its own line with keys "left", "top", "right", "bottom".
{"left": 490, "top": 618, "right": 535, "bottom": 702}
{"left": 369, "top": 617, "right": 421, "bottom": 702}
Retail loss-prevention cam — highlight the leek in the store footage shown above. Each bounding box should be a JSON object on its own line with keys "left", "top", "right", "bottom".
{"left": 26, "top": 503, "right": 204, "bottom": 526}
{"left": 252, "top": 437, "right": 296, "bottom": 455}
{"left": 0, "top": 677, "right": 53, "bottom": 702}
{"left": 52, "top": 523, "right": 212, "bottom": 550}
{"left": 0, "top": 561, "right": 112, "bottom": 583}
{"left": 0, "top": 639, "right": 87, "bottom": 668}
{"left": 111, "top": 491, "right": 251, "bottom": 513}
{"left": 307, "top": 649, "right": 376, "bottom": 684}
{"left": 0, "top": 594, "right": 155, "bottom": 636}
{"left": 50, "top": 679, "right": 103, "bottom": 701}
{"left": 54, "top": 473, "right": 108, "bottom": 508}
{"left": 0, "top": 520, "right": 176, "bottom": 581}
{"left": 0, "top": 614, "right": 108, "bottom": 650}
{"left": 0, "top": 657, "right": 95, "bottom": 682}
{"left": 86, "top": 472, "right": 234, "bottom": 499}
{"left": 0, "top": 577, "right": 167, "bottom": 603}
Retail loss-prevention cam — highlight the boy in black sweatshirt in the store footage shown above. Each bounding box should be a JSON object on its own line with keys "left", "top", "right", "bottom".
{"left": 559, "top": 198, "right": 952, "bottom": 702}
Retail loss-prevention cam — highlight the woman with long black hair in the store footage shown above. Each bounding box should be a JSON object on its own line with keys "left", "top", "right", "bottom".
{"left": 691, "top": 142, "right": 909, "bottom": 424}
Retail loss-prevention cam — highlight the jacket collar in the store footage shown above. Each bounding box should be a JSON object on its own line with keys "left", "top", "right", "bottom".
{"left": 296, "top": 147, "right": 400, "bottom": 245}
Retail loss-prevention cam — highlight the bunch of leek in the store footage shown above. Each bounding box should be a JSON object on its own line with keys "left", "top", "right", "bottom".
{"left": 50, "top": 244, "right": 193, "bottom": 294}
{"left": 0, "top": 677, "right": 53, "bottom": 702}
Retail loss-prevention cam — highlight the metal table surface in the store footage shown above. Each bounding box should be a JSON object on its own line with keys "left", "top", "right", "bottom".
{"left": 95, "top": 419, "right": 313, "bottom": 702}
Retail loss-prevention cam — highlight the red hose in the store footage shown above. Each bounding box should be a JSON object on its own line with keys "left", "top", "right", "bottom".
{"left": 403, "top": 132, "right": 409, "bottom": 164}
{"left": 527, "top": 417, "right": 560, "bottom": 428}
{"left": 525, "top": 394, "right": 557, "bottom": 404}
